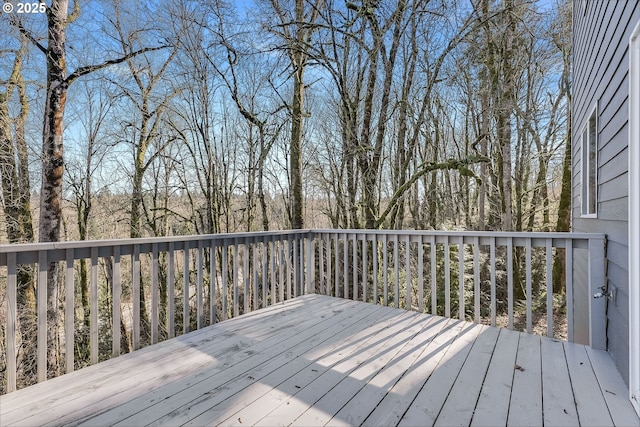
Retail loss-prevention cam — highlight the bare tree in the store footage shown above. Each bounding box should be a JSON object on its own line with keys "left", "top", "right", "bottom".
{"left": 266, "top": 0, "right": 325, "bottom": 229}
{"left": 12, "top": 0, "right": 166, "bottom": 374}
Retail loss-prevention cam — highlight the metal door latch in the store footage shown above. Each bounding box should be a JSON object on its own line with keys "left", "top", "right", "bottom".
{"left": 593, "top": 286, "right": 611, "bottom": 299}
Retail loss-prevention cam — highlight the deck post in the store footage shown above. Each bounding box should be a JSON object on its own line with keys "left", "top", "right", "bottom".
{"left": 589, "top": 236, "right": 607, "bottom": 350}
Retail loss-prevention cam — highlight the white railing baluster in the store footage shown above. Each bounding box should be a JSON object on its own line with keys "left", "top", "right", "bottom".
{"left": 222, "top": 241, "right": 228, "bottom": 319}
{"left": 444, "top": 236, "right": 450, "bottom": 318}
{"left": 300, "top": 237, "right": 306, "bottom": 296}
{"left": 260, "top": 240, "right": 266, "bottom": 307}
{"left": 183, "top": 246, "right": 190, "bottom": 332}
{"left": 197, "top": 241, "right": 204, "bottom": 329}
{"left": 362, "top": 236, "right": 367, "bottom": 302}
{"left": 37, "top": 251, "right": 47, "bottom": 382}
{"left": 507, "top": 238, "right": 514, "bottom": 330}
{"left": 405, "top": 235, "right": 411, "bottom": 310}
{"left": 343, "top": 233, "right": 348, "bottom": 299}
{"left": 285, "top": 238, "right": 292, "bottom": 300}
{"left": 90, "top": 247, "right": 99, "bottom": 364}
{"left": 233, "top": 239, "right": 239, "bottom": 317}
{"left": 243, "top": 240, "right": 250, "bottom": 314}
{"left": 490, "top": 237, "right": 496, "bottom": 327}
{"left": 430, "top": 236, "right": 436, "bottom": 315}
{"left": 418, "top": 237, "right": 424, "bottom": 313}
{"left": 352, "top": 234, "right": 358, "bottom": 301}
{"left": 566, "top": 238, "right": 574, "bottom": 342}
{"left": 322, "top": 236, "right": 328, "bottom": 296}
{"left": 318, "top": 237, "right": 324, "bottom": 295}
{"left": 65, "top": 249, "right": 74, "bottom": 372}
{"left": 546, "top": 239, "right": 553, "bottom": 337}
{"left": 151, "top": 243, "right": 159, "bottom": 344}
{"left": 474, "top": 236, "right": 480, "bottom": 323}
{"left": 383, "top": 234, "right": 388, "bottom": 305}
{"left": 6, "top": 252, "right": 17, "bottom": 392}
{"left": 253, "top": 240, "right": 259, "bottom": 311}
{"left": 113, "top": 246, "right": 122, "bottom": 354}
{"left": 393, "top": 234, "right": 399, "bottom": 308}
{"left": 299, "top": 238, "right": 303, "bottom": 297}
{"left": 526, "top": 238, "right": 533, "bottom": 334}
{"left": 333, "top": 233, "right": 341, "bottom": 297}
{"left": 458, "top": 236, "right": 465, "bottom": 321}
{"left": 293, "top": 236, "right": 299, "bottom": 298}
{"left": 269, "top": 237, "right": 276, "bottom": 303}
{"left": 373, "top": 235, "right": 378, "bottom": 304}
{"left": 307, "top": 235, "right": 313, "bottom": 295}
{"left": 279, "top": 240, "right": 285, "bottom": 301}
{"left": 294, "top": 237, "right": 299, "bottom": 297}
{"left": 209, "top": 241, "right": 216, "bottom": 325}
{"left": 167, "top": 242, "right": 175, "bottom": 336}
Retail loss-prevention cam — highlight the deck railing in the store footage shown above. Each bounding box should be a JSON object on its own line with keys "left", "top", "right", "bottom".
{"left": 0, "top": 229, "right": 606, "bottom": 394}
{"left": 311, "top": 230, "right": 606, "bottom": 349}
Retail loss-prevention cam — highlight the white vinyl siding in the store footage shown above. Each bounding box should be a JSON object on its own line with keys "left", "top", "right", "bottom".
{"left": 572, "top": 0, "right": 639, "bottom": 390}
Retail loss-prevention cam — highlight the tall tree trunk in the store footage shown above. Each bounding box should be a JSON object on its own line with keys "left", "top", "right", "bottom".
{"left": 258, "top": 132, "right": 270, "bottom": 231}
{"left": 289, "top": 0, "right": 305, "bottom": 229}
{"left": 130, "top": 154, "right": 152, "bottom": 345}
{"left": 269, "top": 0, "right": 323, "bottom": 229}
{"left": 498, "top": 0, "right": 515, "bottom": 232}
{"left": 40, "top": 0, "right": 76, "bottom": 378}
{"left": 478, "top": 0, "right": 491, "bottom": 231}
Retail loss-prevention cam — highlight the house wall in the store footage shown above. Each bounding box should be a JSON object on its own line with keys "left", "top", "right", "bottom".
{"left": 572, "top": 0, "right": 640, "bottom": 385}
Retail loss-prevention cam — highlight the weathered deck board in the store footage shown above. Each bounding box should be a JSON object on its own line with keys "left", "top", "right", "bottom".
{"left": 433, "top": 326, "right": 500, "bottom": 427}
{"left": 470, "top": 328, "right": 519, "bottom": 427}
{"left": 362, "top": 317, "right": 466, "bottom": 426}
{"left": 397, "top": 322, "right": 484, "bottom": 426}
{"left": 0, "top": 294, "right": 637, "bottom": 427}
{"left": 586, "top": 346, "right": 640, "bottom": 427}
{"left": 565, "top": 343, "right": 616, "bottom": 427}
{"left": 541, "top": 338, "right": 580, "bottom": 426}
{"left": 508, "top": 332, "right": 543, "bottom": 426}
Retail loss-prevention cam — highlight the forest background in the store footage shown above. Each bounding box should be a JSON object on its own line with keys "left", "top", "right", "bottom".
{"left": 1, "top": 0, "right": 572, "bottom": 243}
{"left": 1, "top": 0, "right": 571, "bottom": 390}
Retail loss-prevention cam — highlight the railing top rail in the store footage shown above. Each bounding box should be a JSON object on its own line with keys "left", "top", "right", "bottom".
{"left": 0, "top": 228, "right": 606, "bottom": 255}
{"left": 0, "top": 229, "right": 313, "bottom": 254}
{"left": 310, "top": 229, "right": 606, "bottom": 240}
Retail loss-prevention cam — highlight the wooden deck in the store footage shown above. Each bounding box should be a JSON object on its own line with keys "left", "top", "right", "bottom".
{"left": 1, "top": 294, "right": 638, "bottom": 427}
